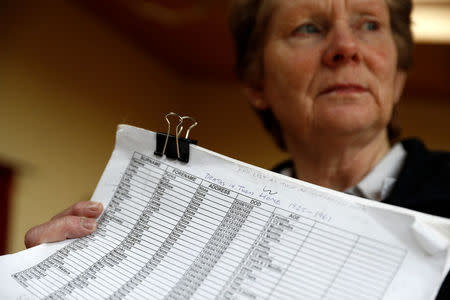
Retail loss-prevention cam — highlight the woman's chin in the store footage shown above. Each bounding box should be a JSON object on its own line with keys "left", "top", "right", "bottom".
{"left": 314, "top": 106, "right": 385, "bottom": 137}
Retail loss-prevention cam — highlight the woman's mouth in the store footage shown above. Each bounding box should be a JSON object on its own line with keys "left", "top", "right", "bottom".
{"left": 321, "top": 84, "right": 368, "bottom": 95}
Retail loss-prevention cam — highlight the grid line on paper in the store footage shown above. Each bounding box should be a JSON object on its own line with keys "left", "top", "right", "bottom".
{"left": 320, "top": 236, "right": 359, "bottom": 299}
{"left": 266, "top": 219, "right": 316, "bottom": 299}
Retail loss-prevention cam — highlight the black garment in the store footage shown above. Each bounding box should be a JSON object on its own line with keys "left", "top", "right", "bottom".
{"left": 272, "top": 138, "right": 450, "bottom": 299}
{"left": 383, "top": 139, "right": 450, "bottom": 218}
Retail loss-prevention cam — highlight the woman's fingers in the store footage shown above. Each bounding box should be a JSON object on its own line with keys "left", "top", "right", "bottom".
{"left": 24, "top": 201, "right": 104, "bottom": 248}
{"left": 51, "top": 201, "right": 103, "bottom": 220}
{"left": 25, "top": 216, "right": 97, "bottom": 248}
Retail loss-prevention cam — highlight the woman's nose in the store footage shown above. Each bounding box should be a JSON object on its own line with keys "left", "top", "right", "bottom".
{"left": 323, "top": 23, "right": 360, "bottom": 67}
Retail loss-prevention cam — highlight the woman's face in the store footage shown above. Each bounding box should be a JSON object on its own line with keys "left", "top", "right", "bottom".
{"left": 250, "top": 0, "right": 406, "bottom": 145}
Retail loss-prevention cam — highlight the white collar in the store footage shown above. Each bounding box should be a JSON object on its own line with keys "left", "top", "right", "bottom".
{"left": 345, "top": 143, "right": 407, "bottom": 201}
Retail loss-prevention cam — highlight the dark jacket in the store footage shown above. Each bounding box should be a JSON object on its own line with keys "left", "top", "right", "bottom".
{"left": 384, "top": 139, "right": 450, "bottom": 217}
{"left": 273, "top": 138, "right": 450, "bottom": 299}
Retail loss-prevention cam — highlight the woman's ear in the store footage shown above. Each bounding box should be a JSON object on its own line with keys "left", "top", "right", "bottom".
{"left": 394, "top": 71, "right": 407, "bottom": 105}
{"left": 242, "top": 86, "right": 270, "bottom": 110}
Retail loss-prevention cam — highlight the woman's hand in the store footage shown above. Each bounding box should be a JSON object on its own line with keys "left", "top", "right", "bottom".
{"left": 24, "top": 201, "right": 103, "bottom": 248}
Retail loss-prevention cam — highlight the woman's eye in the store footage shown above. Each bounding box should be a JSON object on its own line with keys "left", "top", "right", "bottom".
{"left": 362, "top": 21, "right": 379, "bottom": 31}
{"left": 293, "top": 23, "right": 321, "bottom": 35}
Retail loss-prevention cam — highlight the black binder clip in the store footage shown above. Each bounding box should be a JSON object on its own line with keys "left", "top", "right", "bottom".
{"left": 154, "top": 112, "right": 198, "bottom": 163}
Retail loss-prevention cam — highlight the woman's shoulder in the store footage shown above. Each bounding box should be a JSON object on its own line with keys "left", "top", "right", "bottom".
{"left": 401, "top": 138, "right": 450, "bottom": 174}
{"left": 386, "top": 138, "right": 450, "bottom": 217}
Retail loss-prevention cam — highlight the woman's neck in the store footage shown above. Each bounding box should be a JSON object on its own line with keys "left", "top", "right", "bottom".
{"left": 286, "top": 131, "right": 391, "bottom": 191}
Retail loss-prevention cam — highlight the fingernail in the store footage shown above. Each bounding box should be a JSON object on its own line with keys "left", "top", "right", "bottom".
{"left": 87, "top": 202, "right": 101, "bottom": 211}
{"left": 81, "top": 218, "right": 96, "bottom": 231}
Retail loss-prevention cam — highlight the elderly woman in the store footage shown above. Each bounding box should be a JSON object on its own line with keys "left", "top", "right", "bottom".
{"left": 229, "top": 0, "right": 450, "bottom": 214}
{"left": 25, "top": 0, "right": 450, "bottom": 298}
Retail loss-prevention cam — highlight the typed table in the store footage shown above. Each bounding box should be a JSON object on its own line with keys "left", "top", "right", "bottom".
{"left": 12, "top": 152, "right": 406, "bottom": 300}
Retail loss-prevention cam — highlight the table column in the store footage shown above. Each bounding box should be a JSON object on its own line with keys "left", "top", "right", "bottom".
{"left": 219, "top": 209, "right": 313, "bottom": 299}
{"left": 322, "top": 236, "right": 406, "bottom": 300}
{"left": 14, "top": 153, "right": 161, "bottom": 299}
{"left": 269, "top": 219, "right": 359, "bottom": 299}
{"left": 43, "top": 153, "right": 169, "bottom": 299}
{"left": 108, "top": 165, "right": 204, "bottom": 299}
{"left": 158, "top": 181, "right": 245, "bottom": 300}
{"left": 210, "top": 195, "right": 274, "bottom": 300}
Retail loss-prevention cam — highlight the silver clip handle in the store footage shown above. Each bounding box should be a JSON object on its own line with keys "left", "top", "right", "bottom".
{"left": 162, "top": 112, "right": 182, "bottom": 157}
{"left": 175, "top": 116, "right": 198, "bottom": 159}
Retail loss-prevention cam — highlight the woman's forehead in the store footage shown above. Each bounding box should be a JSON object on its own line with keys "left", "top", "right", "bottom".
{"left": 270, "top": 0, "right": 388, "bottom": 16}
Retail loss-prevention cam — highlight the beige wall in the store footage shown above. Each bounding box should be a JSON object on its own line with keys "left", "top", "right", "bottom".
{"left": 398, "top": 98, "right": 450, "bottom": 150}
{"left": 0, "top": 0, "right": 179, "bottom": 253}
{"left": 0, "top": 0, "right": 285, "bottom": 253}
{"left": 1, "top": 0, "right": 449, "bottom": 254}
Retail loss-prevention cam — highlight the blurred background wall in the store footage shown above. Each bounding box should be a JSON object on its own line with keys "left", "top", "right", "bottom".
{"left": 1, "top": 0, "right": 449, "bottom": 254}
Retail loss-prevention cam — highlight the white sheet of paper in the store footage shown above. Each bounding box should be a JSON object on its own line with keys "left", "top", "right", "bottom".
{"left": 1, "top": 124, "right": 449, "bottom": 300}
